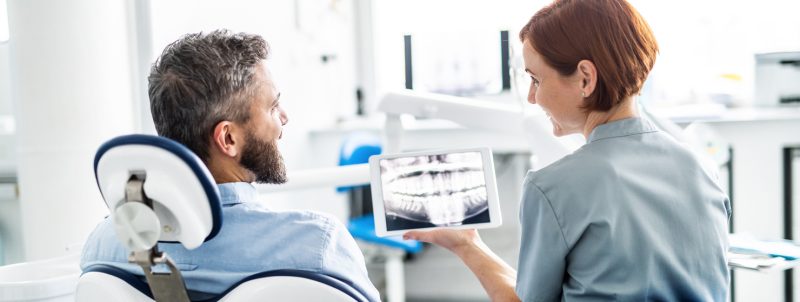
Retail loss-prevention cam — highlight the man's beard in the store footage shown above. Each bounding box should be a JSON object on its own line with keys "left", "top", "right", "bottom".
{"left": 239, "top": 130, "right": 287, "bottom": 184}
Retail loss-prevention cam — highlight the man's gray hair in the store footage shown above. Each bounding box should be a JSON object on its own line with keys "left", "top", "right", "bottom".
{"left": 149, "top": 29, "right": 269, "bottom": 161}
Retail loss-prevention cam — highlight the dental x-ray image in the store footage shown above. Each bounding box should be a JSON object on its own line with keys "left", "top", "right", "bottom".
{"left": 379, "top": 151, "right": 490, "bottom": 231}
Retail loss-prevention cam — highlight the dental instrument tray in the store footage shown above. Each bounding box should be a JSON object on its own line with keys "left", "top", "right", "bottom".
{"left": 369, "top": 147, "right": 502, "bottom": 237}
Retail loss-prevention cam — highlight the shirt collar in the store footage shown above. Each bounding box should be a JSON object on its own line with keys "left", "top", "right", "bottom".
{"left": 217, "top": 182, "right": 258, "bottom": 206}
{"left": 586, "top": 117, "right": 659, "bottom": 143}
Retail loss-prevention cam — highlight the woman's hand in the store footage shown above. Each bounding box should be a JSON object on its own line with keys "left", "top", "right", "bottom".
{"left": 406, "top": 228, "right": 520, "bottom": 301}
{"left": 403, "top": 228, "right": 481, "bottom": 256}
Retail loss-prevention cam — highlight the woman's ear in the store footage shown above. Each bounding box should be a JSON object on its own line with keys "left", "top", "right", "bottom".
{"left": 576, "top": 60, "right": 597, "bottom": 97}
{"left": 211, "top": 121, "right": 242, "bottom": 158}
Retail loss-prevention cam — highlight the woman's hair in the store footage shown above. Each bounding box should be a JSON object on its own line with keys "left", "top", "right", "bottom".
{"left": 519, "top": 0, "right": 658, "bottom": 111}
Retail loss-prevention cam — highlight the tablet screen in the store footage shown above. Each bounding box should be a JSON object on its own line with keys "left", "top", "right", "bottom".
{"left": 378, "top": 151, "right": 490, "bottom": 231}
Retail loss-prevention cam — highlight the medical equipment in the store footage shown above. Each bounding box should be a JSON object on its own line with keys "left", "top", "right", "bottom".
{"left": 378, "top": 89, "right": 581, "bottom": 167}
{"left": 369, "top": 147, "right": 502, "bottom": 236}
{"left": 755, "top": 52, "right": 800, "bottom": 106}
{"left": 77, "top": 134, "right": 368, "bottom": 302}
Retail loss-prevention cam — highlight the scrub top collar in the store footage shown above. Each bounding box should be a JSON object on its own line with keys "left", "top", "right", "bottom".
{"left": 586, "top": 117, "right": 659, "bottom": 144}
{"left": 217, "top": 182, "right": 258, "bottom": 206}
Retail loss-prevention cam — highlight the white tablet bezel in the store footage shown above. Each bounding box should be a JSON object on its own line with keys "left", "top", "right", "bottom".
{"left": 369, "top": 147, "right": 502, "bottom": 237}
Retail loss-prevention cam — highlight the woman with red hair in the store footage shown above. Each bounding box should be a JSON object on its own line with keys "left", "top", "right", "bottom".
{"left": 405, "top": 0, "right": 730, "bottom": 300}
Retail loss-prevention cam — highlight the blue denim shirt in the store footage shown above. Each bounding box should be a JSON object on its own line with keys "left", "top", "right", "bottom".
{"left": 516, "top": 117, "right": 730, "bottom": 301}
{"left": 81, "top": 182, "right": 380, "bottom": 301}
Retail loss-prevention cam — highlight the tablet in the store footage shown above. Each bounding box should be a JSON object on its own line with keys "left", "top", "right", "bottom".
{"left": 369, "top": 147, "right": 502, "bottom": 237}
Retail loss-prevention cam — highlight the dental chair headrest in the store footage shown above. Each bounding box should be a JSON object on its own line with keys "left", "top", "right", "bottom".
{"left": 94, "top": 134, "right": 222, "bottom": 251}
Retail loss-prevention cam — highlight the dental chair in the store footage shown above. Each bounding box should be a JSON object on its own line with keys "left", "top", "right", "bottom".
{"left": 76, "top": 134, "right": 367, "bottom": 302}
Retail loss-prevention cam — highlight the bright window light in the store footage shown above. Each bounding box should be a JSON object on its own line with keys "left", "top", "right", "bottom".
{"left": 0, "top": 0, "right": 8, "bottom": 42}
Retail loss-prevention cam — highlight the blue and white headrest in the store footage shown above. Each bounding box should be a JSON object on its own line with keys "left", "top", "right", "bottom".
{"left": 94, "top": 134, "right": 222, "bottom": 251}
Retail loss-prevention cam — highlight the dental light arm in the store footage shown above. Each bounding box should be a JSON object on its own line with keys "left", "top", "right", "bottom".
{"left": 257, "top": 164, "right": 371, "bottom": 194}
{"left": 379, "top": 90, "right": 576, "bottom": 167}
{"left": 379, "top": 90, "right": 527, "bottom": 135}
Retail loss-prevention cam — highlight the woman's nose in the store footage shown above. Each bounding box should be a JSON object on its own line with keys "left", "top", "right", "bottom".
{"left": 528, "top": 86, "right": 537, "bottom": 104}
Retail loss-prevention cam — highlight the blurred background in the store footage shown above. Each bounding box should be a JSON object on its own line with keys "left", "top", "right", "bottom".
{"left": 0, "top": 0, "right": 799, "bottom": 301}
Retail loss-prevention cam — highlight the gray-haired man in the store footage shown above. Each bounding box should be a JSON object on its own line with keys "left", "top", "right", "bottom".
{"left": 81, "top": 30, "right": 380, "bottom": 301}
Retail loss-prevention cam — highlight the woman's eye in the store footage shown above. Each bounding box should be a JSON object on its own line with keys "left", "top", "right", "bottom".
{"left": 531, "top": 77, "right": 540, "bottom": 88}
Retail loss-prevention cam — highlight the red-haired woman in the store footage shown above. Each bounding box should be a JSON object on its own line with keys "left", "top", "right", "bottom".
{"left": 404, "top": 0, "right": 730, "bottom": 300}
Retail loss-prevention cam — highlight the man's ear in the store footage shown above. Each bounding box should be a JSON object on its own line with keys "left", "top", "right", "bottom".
{"left": 576, "top": 59, "right": 597, "bottom": 97}
{"left": 211, "top": 121, "right": 242, "bottom": 158}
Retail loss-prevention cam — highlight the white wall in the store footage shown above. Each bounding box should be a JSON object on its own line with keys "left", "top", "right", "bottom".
{"left": 0, "top": 43, "right": 9, "bottom": 116}
{"left": 632, "top": 0, "right": 800, "bottom": 107}
{"left": 7, "top": 0, "right": 136, "bottom": 261}
{"left": 0, "top": 2, "right": 20, "bottom": 266}
{"left": 0, "top": 32, "right": 18, "bottom": 261}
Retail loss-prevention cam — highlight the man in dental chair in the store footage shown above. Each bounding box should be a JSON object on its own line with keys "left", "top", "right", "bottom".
{"left": 80, "top": 29, "right": 380, "bottom": 301}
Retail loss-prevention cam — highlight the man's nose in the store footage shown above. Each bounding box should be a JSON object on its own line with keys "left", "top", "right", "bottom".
{"left": 280, "top": 108, "right": 289, "bottom": 125}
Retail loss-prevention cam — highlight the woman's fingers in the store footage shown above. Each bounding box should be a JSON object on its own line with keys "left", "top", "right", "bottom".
{"left": 403, "top": 229, "right": 480, "bottom": 252}
{"left": 403, "top": 230, "right": 433, "bottom": 242}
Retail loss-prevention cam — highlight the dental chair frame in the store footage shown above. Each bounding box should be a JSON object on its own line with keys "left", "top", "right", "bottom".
{"left": 76, "top": 134, "right": 367, "bottom": 302}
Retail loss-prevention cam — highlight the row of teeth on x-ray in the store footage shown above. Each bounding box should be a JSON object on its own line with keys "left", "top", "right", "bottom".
{"left": 382, "top": 162, "right": 483, "bottom": 184}
{"left": 384, "top": 169, "right": 488, "bottom": 225}
{"left": 386, "top": 168, "right": 485, "bottom": 196}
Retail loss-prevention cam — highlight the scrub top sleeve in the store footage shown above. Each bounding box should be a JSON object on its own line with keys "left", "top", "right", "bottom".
{"left": 515, "top": 180, "right": 569, "bottom": 301}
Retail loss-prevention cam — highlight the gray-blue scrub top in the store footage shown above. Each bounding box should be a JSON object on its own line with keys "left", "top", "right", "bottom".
{"left": 516, "top": 117, "right": 730, "bottom": 301}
